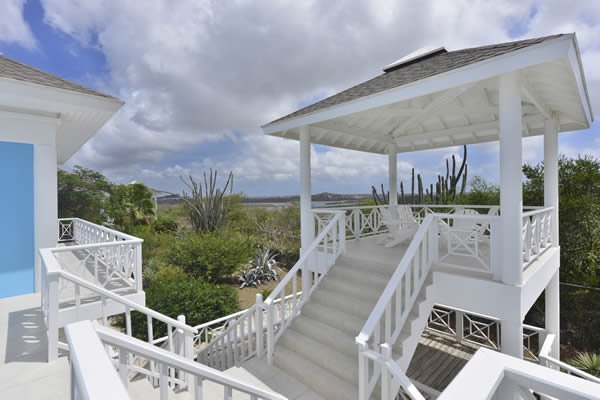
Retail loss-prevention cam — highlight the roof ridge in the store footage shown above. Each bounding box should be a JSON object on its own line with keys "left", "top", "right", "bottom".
{"left": 447, "top": 33, "right": 567, "bottom": 54}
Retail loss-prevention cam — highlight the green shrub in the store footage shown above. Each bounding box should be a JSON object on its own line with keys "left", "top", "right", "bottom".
{"left": 152, "top": 217, "right": 179, "bottom": 233}
{"left": 121, "top": 266, "right": 239, "bottom": 340}
{"left": 127, "top": 225, "right": 174, "bottom": 265}
{"left": 570, "top": 352, "right": 600, "bottom": 377}
{"left": 167, "top": 232, "right": 255, "bottom": 282}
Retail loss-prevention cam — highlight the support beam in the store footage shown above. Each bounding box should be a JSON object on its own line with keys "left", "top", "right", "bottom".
{"left": 544, "top": 116, "right": 559, "bottom": 246}
{"left": 545, "top": 271, "right": 560, "bottom": 360}
{"left": 521, "top": 79, "right": 552, "bottom": 119}
{"left": 299, "top": 126, "right": 314, "bottom": 251}
{"left": 391, "top": 84, "right": 475, "bottom": 138}
{"left": 388, "top": 144, "right": 398, "bottom": 206}
{"left": 499, "top": 71, "right": 524, "bottom": 288}
{"left": 393, "top": 114, "right": 544, "bottom": 148}
{"left": 544, "top": 115, "right": 560, "bottom": 360}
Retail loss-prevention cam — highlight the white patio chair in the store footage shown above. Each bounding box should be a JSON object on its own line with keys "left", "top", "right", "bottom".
{"left": 442, "top": 208, "right": 491, "bottom": 258}
{"left": 378, "top": 205, "right": 419, "bottom": 247}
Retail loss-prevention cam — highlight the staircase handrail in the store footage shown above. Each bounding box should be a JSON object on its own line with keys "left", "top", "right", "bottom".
{"left": 539, "top": 334, "right": 600, "bottom": 383}
{"left": 41, "top": 248, "right": 197, "bottom": 334}
{"left": 264, "top": 210, "right": 345, "bottom": 306}
{"left": 67, "top": 320, "right": 288, "bottom": 400}
{"left": 357, "top": 214, "right": 437, "bottom": 346}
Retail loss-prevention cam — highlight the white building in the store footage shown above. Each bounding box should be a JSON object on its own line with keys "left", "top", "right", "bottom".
{"left": 1, "top": 33, "right": 600, "bottom": 400}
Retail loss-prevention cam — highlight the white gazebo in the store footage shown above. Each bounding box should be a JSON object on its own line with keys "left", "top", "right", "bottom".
{"left": 262, "top": 33, "right": 592, "bottom": 365}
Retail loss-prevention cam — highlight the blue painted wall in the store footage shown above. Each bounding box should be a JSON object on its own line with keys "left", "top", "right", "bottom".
{"left": 0, "top": 142, "right": 34, "bottom": 298}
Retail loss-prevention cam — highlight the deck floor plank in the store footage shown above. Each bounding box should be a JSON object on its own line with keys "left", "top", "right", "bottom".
{"left": 407, "top": 331, "right": 478, "bottom": 393}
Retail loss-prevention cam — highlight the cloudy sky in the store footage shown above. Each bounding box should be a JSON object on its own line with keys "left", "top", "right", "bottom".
{"left": 0, "top": 0, "right": 599, "bottom": 196}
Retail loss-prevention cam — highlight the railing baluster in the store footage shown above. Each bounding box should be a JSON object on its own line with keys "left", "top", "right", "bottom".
{"left": 224, "top": 385, "right": 233, "bottom": 400}
{"left": 159, "top": 363, "right": 168, "bottom": 400}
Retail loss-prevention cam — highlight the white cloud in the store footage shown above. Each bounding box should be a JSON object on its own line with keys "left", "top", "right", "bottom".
{"left": 36, "top": 0, "right": 600, "bottom": 194}
{"left": 0, "top": 0, "right": 36, "bottom": 49}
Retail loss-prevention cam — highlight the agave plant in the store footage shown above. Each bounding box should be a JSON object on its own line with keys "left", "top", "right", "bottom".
{"left": 570, "top": 352, "right": 600, "bottom": 377}
{"left": 238, "top": 248, "right": 279, "bottom": 288}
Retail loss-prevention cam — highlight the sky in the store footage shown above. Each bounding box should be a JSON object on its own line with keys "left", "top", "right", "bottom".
{"left": 1, "top": 0, "right": 600, "bottom": 196}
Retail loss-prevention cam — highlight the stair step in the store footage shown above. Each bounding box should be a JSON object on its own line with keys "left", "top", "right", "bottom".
{"left": 279, "top": 328, "right": 358, "bottom": 383}
{"left": 337, "top": 255, "right": 396, "bottom": 273}
{"left": 327, "top": 265, "right": 391, "bottom": 288}
{"left": 311, "top": 289, "right": 374, "bottom": 319}
{"left": 302, "top": 301, "right": 365, "bottom": 335}
{"left": 291, "top": 315, "right": 357, "bottom": 357}
{"left": 274, "top": 346, "right": 358, "bottom": 400}
{"left": 319, "top": 278, "right": 382, "bottom": 304}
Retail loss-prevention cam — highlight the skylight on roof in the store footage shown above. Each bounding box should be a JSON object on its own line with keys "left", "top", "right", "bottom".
{"left": 383, "top": 46, "right": 447, "bottom": 72}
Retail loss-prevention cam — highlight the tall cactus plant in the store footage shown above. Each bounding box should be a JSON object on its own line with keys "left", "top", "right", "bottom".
{"left": 371, "top": 145, "right": 468, "bottom": 205}
{"left": 179, "top": 169, "right": 233, "bottom": 233}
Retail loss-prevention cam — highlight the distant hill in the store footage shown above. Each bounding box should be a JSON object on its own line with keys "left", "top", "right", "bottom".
{"left": 157, "top": 192, "right": 370, "bottom": 205}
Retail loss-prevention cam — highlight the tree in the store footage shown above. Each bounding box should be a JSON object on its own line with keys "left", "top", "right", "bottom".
{"left": 57, "top": 166, "right": 111, "bottom": 223}
{"left": 523, "top": 156, "right": 600, "bottom": 351}
{"left": 106, "top": 183, "right": 156, "bottom": 230}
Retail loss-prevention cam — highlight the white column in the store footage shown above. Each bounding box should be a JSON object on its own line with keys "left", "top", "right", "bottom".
{"left": 544, "top": 116, "right": 559, "bottom": 246}
{"left": 34, "top": 138, "right": 58, "bottom": 292}
{"left": 546, "top": 271, "right": 560, "bottom": 359}
{"left": 544, "top": 115, "right": 560, "bottom": 360}
{"left": 299, "top": 126, "right": 314, "bottom": 251}
{"left": 498, "top": 71, "right": 523, "bottom": 359}
{"left": 388, "top": 144, "right": 398, "bottom": 206}
{"left": 499, "top": 71, "right": 523, "bottom": 286}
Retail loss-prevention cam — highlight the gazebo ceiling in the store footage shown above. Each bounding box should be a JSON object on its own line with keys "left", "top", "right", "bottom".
{"left": 262, "top": 34, "right": 593, "bottom": 154}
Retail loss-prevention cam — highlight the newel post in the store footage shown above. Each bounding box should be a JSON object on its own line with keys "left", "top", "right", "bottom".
{"left": 255, "top": 294, "right": 264, "bottom": 357}
{"left": 47, "top": 272, "right": 59, "bottom": 362}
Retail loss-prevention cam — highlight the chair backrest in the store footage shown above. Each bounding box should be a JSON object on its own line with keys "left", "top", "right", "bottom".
{"left": 453, "top": 208, "right": 480, "bottom": 230}
{"left": 380, "top": 207, "right": 400, "bottom": 227}
{"left": 397, "top": 205, "right": 416, "bottom": 222}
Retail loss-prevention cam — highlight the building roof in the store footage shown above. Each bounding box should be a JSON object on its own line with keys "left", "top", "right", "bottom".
{"left": 0, "top": 55, "right": 118, "bottom": 100}
{"left": 262, "top": 33, "right": 592, "bottom": 155}
{"left": 265, "top": 34, "right": 565, "bottom": 126}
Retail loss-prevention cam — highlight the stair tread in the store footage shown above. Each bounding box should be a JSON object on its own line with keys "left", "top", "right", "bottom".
{"left": 291, "top": 315, "right": 357, "bottom": 357}
{"left": 302, "top": 301, "right": 365, "bottom": 336}
{"left": 279, "top": 328, "right": 358, "bottom": 383}
{"left": 274, "top": 347, "right": 358, "bottom": 400}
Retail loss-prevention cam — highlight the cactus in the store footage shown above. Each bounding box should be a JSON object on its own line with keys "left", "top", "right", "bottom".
{"left": 180, "top": 169, "right": 233, "bottom": 233}
{"left": 371, "top": 145, "right": 468, "bottom": 205}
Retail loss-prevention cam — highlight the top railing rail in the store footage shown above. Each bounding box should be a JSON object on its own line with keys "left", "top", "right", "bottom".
{"left": 539, "top": 334, "right": 600, "bottom": 384}
{"left": 67, "top": 320, "right": 287, "bottom": 400}
{"left": 59, "top": 217, "right": 142, "bottom": 243}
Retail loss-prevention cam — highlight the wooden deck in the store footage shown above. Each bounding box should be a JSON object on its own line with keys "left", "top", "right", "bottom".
{"left": 407, "top": 331, "right": 478, "bottom": 394}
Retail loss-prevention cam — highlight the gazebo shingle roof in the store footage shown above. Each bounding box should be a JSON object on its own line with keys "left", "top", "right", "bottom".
{"left": 0, "top": 55, "right": 118, "bottom": 100}
{"left": 265, "top": 34, "right": 565, "bottom": 126}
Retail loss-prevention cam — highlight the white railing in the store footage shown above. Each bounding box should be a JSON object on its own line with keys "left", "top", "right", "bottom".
{"left": 426, "top": 304, "right": 545, "bottom": 361}
{"left": 438, "top": 347, "right": 600, "bottom": 399}
{"left": 356, "top": 214, "right": 438, "bottom": 400}
{"left": 66, "top": 320, "right": 287, "bottom": 400}
{"left": 196, "top": 292, "right": 297, "bottom": 370}
{"left": 360, "top": 344, "right": 426, "bottom": 400}
{"left": 539, "top": 334, "right": 600, "bottom": 384}
{"left": 334, "top": 205, "right": 388, "bottom": 239}
{"left": 522, "top": 207, "right": 554, "bottom": 269}
{"left": 264, "top": 209, "right": 346, "bottom": 364}
{"left": 57, "top": 218, "right": 143, "bottom": 292}
{"left": 41, "top": 247, "right": 197, "bottom": 366}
